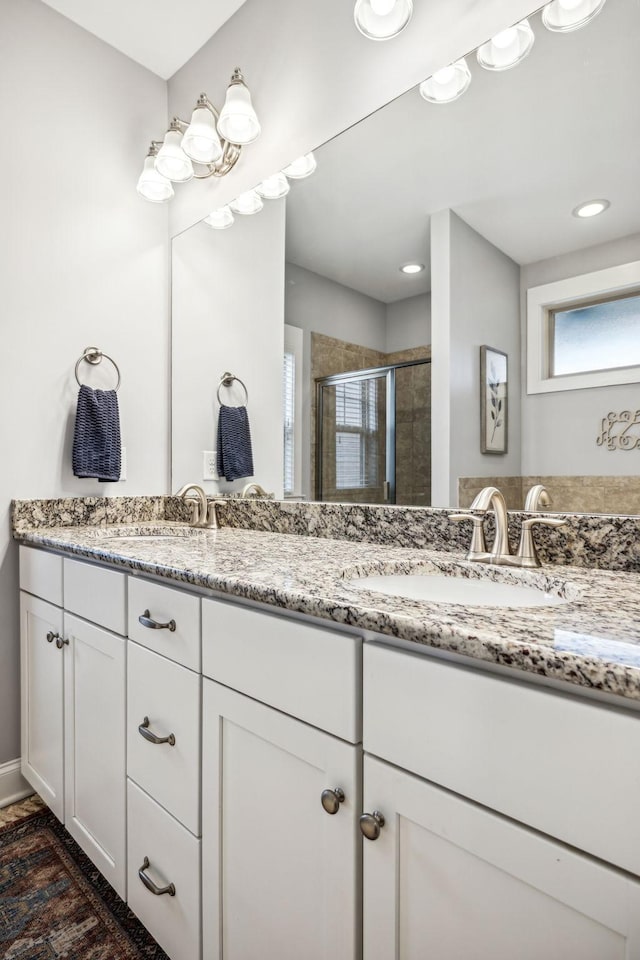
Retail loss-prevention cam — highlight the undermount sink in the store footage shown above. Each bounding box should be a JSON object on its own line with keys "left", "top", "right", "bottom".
{"left": 347, "top": 572, "right": 571, "bottom": 608}
{"left": 85, "top": 525, "right": 207, "bottom": 543}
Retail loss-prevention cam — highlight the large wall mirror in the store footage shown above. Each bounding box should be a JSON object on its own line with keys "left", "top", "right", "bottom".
{"left": 172, "top": 0, "right": 640, "bottom": 515}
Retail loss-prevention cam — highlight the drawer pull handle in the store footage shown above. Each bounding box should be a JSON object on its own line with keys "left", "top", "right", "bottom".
{"left": 55, "top": 636, "right": 69, "bottom": 650}
{"left": 360, "top": 810, "right": 385, "bottom": 841}
{"left": 139, "top": 717, "right": 176, "bottom": 746}
{"left": 46, "top": 631, "right": 57, "bottom": 643}
{"left": 139, "top": 609, "right": 176, "bottom": 632}
{"left": 138, "top": 857, "right": 176, "bottom": 897}
{"left": 321, "top": 787, "right": 345, "bottom": 815}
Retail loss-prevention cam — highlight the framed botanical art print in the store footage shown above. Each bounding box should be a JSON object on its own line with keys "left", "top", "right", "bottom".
{"left": 480, "top": 345, "right": 508, "bottom": 454}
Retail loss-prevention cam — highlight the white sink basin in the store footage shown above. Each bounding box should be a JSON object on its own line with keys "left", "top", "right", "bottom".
{"left": 348, "top": 573, "right": 569, "bottom": 608}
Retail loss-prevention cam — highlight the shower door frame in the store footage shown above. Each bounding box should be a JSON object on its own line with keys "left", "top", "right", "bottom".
{"left": 315, "top": 358, "right": 431, "bottom": 505}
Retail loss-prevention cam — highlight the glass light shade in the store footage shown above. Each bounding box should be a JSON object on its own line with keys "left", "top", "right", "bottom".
{"left": 136, "top": 156, "right": 174, "bottom": 203}
{"left": 204, "top": 206, "right": 235, "bottom": 229}
{"left": 154, "top": 129, "right": 193, "bottom": 182}
{"left": 229, "top": 190, "right": 264, "bottom": 215}
{"left": 282, "top": 153, "right": 317, "bottom": 179}
{"left": 217, "top": 81, "right": 260, "bottom": 145}
{"left": 542, "top": 0, "right": 606, "bottom": 32}
{"left": 354, "top": 0, "right": 413, "bottom": 39}
{"left": 256, "top": 173, "right": 290, "bottom": 199}
{"left": 419, "top": 58, "right": 472, "bottom": 103}
{"left": 477, "top": 19, "right": 535, "bottom": 71}
{"left": 182, "top": 106, "right": 223, "bottom": 164}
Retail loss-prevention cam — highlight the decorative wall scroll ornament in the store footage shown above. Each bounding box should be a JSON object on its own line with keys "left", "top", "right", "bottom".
{"left": 480, "top": 345, "right": 508, "bottom": 454}
{"left": 596, "top": 411, "right": 640, "bottom": 450}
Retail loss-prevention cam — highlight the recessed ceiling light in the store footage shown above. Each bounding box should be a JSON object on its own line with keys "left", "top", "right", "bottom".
{"left": 572, "top": 199, "right": 610, "bottom": 218}
{"left": 400, "top": 263, "right": 425, "bottom": 275}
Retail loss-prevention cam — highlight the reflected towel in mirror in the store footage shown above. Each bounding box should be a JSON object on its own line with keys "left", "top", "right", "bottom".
{"left": 217, "top": 404, "right": 254, "bottom": 481}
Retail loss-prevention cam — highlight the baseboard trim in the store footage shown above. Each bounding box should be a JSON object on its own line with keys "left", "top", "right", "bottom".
{"left": 0, "top": 759, "right": 34, "bottom": 808}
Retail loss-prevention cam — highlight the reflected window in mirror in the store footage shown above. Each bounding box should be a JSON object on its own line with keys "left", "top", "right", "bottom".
{"left": 283, "top": 325, "right": 303, "bottom": 498}
{"left": 551, "top": 291, "right": 640, "bottom": 377}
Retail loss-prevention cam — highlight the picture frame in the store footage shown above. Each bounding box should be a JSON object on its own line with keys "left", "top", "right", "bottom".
{"left": 480, "top": 345, "right": 508, "bottom": 454}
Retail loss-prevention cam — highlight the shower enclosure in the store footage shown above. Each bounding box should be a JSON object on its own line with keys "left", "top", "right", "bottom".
{"left": 315, "top": 358, "right": 431, "bottom": 506}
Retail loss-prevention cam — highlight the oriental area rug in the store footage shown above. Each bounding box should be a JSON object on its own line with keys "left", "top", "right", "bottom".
{"left": 0, "top": 796, "right": 169, "bottom": 959}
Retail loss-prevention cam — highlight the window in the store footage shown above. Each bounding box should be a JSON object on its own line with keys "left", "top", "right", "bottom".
{"left": 527, "top": 259, "right": 640, "bottom": 394}
{"left": 334, "top": 378, "right": 380, "bottom": 489}
{"left": 283, "top": 325, "right": 303, "bottom": 497}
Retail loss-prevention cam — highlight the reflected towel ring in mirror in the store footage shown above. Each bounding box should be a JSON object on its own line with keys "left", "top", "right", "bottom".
{"left": 217, "top": 372, "right": 249, "bottom": 407}
{"left": 74, "top": 347, "right": 122, "bottom": 392}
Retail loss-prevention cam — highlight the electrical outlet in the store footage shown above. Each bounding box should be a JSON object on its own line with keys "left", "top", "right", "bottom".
{"left": 202, "top": 450, "right": 217, "bottom": 480}
{"left": 120, "top": 447, "right": 127, "bottom": 481}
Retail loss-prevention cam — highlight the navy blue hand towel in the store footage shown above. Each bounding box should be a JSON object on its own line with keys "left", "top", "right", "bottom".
{"left": 217, "top": 404, "right": 254, "bottom": 481}
{"left": 72, "top": 385, "right": 122, "bottom": 482}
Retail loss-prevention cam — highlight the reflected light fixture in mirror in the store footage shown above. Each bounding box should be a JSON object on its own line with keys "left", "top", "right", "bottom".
{"left": 283, "top": 153, "right": 317, "bottom": 179}
{"left": 204, "top": 206, "right": 235, "bottom": 229}
{"left": 257, "top": 173, "right": 291, "bottom": 199}
{"left": 354, "top": 0, "right": 413, "bottom": 40}
{"left": 477, "top": 19, "right": 535, "bottom": 71}
{"left": 419, "top": 58, "right": 472, "bottom": 104}
{"left": 137, "top": 68, "right": 260, "bottom": 202}
{"left": 136, "top": 144, "right": 175, "bottom": 202}
{"left": 543, "top": 0, "right": 607, "bottom": 32}
{"left": 229, "top": 190, "right": 264, "bottom": 215}
{"left": 573, "top": 198, "right": 610, "bottom": 218}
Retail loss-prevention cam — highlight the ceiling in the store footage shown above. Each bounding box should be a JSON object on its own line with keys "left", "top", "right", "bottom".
{"left": 40, "top": 0, "right": 249, "bottom": 78}
{"left": 285, "top": 0, "right": 638, "bottom": 303}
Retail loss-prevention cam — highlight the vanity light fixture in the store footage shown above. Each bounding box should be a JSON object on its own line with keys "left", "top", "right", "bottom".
{"left": 256, "top": 173, "right": 290, "bottom": 199}
{"left": 283, "top": 153, "right": 317, "bottom": 179}
{"left": 136, "top": 144, "right": 175, "bottom": 203}
{"left": 542, "top": 0, "right": 606, "bottom": 32}
{"left": 137, "top": 68, "right": 259, "bottom": 203}
{"left": 572, "top": 199, "right": 610, "bottom": 218}
{"left": 419, "top": 58, "right": 472, "bottom": 104}
{"left": 400, "top": 263, "right": 425, "bottom": 274}
{"left": 354, "top": 0, "right": 413, "bottom": 40}
{"left": 229, "top": 189, "right": 264, "bottom": 215}
{"left": 204, "top": 206, "right": 235, "bottom": 229}
{"left": 477, "top": 19, "right": 535, "bottom": 71}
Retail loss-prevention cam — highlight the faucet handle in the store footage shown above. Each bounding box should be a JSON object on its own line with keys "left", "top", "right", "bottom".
{"left": 449, "top": 513, "right": 487, "bottom": 556}
{"left": 516, "top": 516, "right": 567, "bottom": 568}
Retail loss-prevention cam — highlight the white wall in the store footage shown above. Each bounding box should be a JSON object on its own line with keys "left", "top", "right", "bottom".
{"left": 521, "top": 234, "right": 640, "bottom": 476}
{"left": 173, "top": 203, "right": 286, "bottom": 496}
{"left": 167, "top": 0, "right": 545, "bottom": 237}
{"left": 431, "top": 210, "right": 521, "bottom": 505}
{"left": 0, "top": 0, "right": 168, "bottom": 765}
{"left": 386, "top": 294, "right": 431, "bottom": 353}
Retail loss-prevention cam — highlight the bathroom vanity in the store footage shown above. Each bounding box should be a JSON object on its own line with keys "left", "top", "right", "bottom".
{"left": 14, "top": 501, "right": 640, "bottom": 960}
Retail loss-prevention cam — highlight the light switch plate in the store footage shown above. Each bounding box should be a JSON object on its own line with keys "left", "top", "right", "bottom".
{"left": 202, "top": 450, "right": 216, "bottom": 480}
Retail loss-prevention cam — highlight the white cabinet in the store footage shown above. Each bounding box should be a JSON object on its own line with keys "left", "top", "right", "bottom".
{"left": 64, "top": 613, "right": 126, "bottom": 897}
{"left": 362, "top": 754, "right": 640, "bottom": 960}
{"left": 20, "top": 592, "right": 64, "bottom": 820}
{"left": 202, "top": 678, "right": 361, "bottom": 960}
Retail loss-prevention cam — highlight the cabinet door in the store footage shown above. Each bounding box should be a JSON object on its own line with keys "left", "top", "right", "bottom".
{"left": 363, "top": 755, "right": 640, "bottom": 960}
{"left": 202, "top": 679, "right": 361, "bottom": 960}
{"left": 64, "top": 614, "right": 126, "bottom": 898}
{"left": 20, "top": 593, "right": 64, "bottom": 820}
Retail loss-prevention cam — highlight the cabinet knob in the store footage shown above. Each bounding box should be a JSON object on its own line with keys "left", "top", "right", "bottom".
{"left": 359, "top": 810, "right": 385, "bottom": 841}
{"left": 321, "top": 787, "right": 345, "bottom": 815}
{"left": 55, "top": 636, "right": 69, "bottom": 649}
{"left": 138, "top": 857, "right": 176, "bottom": 897}
{"left": 138, "top": 716, "right": 176, "bottom": 747}
{"left": 138, "top": 609, "right": 176, "bottom": 632}
{"left": 46, "top": 631, "right": 56, "bottom": 643}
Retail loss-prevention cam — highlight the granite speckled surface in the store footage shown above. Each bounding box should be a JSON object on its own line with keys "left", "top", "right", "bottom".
{"left": 13, "top": 513, "right": 640, "bottom": 702}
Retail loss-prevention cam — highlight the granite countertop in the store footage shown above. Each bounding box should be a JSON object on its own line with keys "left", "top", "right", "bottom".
{"left": 15, "top": 521, "right": 640, "bottom": 702}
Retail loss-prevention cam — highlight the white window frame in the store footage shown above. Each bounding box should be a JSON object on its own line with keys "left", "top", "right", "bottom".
{"left": 527, "top": 259, "right": 640, "bottom": 394}
{"left": 284, "top": 324, "right": 303, "bottom": 498}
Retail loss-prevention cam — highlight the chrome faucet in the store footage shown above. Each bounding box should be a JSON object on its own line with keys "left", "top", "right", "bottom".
{"left": 241, "top": 482, "right": 271, "bottom": 498}
{"left": 175, "top": 483, "right": 213, "bottom": 528}
{"left": 524, "top": 484, "right": 551, "bottom": 512}
{"left": 450, "top": 485, "right": 567, "bottom": 568}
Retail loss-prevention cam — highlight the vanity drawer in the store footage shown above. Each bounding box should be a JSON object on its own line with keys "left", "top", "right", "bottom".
{"left": 364, "top": 643, "right": 640, "bottom": 876}
{"left": 128, "top": 577, "right": 200, "bottom": 671}
{"left": 127, "top": 779, "right": 201, "bottom": 960}
{"left": 202, "top": 599, "right": 361, "bottom": 742}
{"left": 127, "top": 642, "right": 201, "bottom": 835}
{"left": 63, "top": 558, "right": 126, "bottom": 635}
{"left": 20, "top": 546, "right": 63, "bottom": 606}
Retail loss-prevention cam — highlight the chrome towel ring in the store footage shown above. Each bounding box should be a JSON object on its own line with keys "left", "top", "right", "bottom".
{"left": 75, "top": 346, "right": 121, "bottom": 391}
{"left": 217, "top": 371, "right": 249, "bottom": 406}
